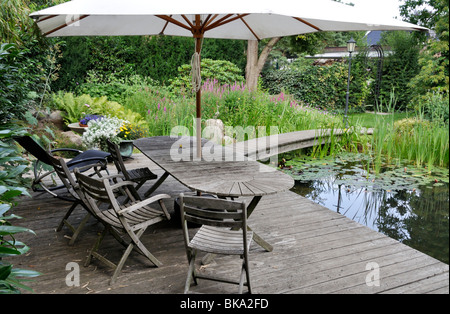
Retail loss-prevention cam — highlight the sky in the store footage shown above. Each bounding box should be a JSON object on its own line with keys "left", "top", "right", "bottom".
{"left": 350, "top": 0, "right": 403, "bottom": 19}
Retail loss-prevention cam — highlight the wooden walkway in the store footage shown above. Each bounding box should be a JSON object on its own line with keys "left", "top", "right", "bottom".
{"left": 231, "top": 128, "right": 373, "bottom": 160}
{"left": 11, "top": 151, "right": 448, "bottom": 294}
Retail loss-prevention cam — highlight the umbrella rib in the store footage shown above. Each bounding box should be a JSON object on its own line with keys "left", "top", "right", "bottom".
{"left": 204, "top": 14, "right": 249, "bottom": 32}
{"left": 159, "top": 15, "right": 172, "bottom": 35}
{"left": 293, "top": 17, "right": 322, "bottom": 31}
{"left": 181, "top": 15, "right": 194, "bottom": 29}
{"left": 156, "top": 15, "right": 192, "bottom": 32}
{"left": 201, "top": 14, "right": 213, "bottom": 31}
{"left": 204, "top": 14, "right": 233, "bottom": 31}
{"left": 239, "top": 16, "right": 260, "bottom": 41}
{"left": 43, "top": 14, "right": 89, "bottom": 36}
{"left": 35, "top": 15, "right": 58, "bottom": 23}
{"left": 203, "top": 14, "right": 219, "bottom": 30}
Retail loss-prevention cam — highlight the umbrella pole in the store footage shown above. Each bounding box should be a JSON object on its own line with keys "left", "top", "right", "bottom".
{"left": 195, "top": 56, "right": 201, "bottom": 159}
{"left": 194, "top": 16, "right": 203, "bottom": 159}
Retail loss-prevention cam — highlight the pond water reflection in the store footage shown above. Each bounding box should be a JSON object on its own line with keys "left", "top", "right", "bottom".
{"left": 281, "top": 154, "right": 449, "bottom": 264}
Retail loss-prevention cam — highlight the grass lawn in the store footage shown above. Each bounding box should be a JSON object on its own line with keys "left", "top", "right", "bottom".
{"left": 348, "top": 111, "right": 410, "bottom": 128}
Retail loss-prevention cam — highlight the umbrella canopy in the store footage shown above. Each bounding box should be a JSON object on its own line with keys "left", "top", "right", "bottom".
{"left": 30, "top": 0, "right": 427, "bottom": 157}
{"left": 30, "top": 0, "right": 426, "bottom": 39}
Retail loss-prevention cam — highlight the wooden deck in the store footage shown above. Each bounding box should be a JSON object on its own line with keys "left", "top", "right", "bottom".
{"left": 11, "top": 152, "right": 448, "bottom": 295}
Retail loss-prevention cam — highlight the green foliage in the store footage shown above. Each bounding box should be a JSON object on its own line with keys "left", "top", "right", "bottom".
{"left": 74, "top": 72, "right": 158, "bottom": 103}
{"left": 201, "top": 38, "right": 247, "bottom": 71}
{"left": 0, "top": 125, "right": 40, "bottom": 294}
{"left": 262, "top": 61, "right": 357, "bottom": 112}
{"left": 408, "top": 35, "right": 449, "bottom": 99}
{"left": 52, "top": 36, "right": 248, "bottom": 93}
{"left": 52, "top": 92, "right": 100, "bottom": 124}
{"left": 133, "top": 80, "right": 341, "bottom": 138}
{"left": 378, "top": 31, "right": 420, "bottom": 110}
{"left": 0, "top": 41, "right": 64, "bottom": 124}
{"left": 1, "top": 1, "right": 68, "bottom": 124}
{"left": 263, "top": 31, "right": 424, "bottom": 114}
{"left": 167, "top": 59, "right": 245, "bottom": 94}
{"left": 393, "top": 117, "right": 432, "bottom": 136}
{"left": 370, "top": 98, "right": 449, "bottom": 169}
{"left": 0, "top": 43, "right": 30, "bottom": 123}
{"left": 0, "top": 0, "right": 40, "bottom": 46}
{"left": 415, "top": 90, "right": 449, "bottom": 125}
{"left": 402, "top": 0, "right": 449, "bottom": 107}
{"left": 53, "top": 36, "right": 194, "bottom": 91}
{"left": 400, "top": 0, "right": 447, "bottom": 30}
{"left": 52, "top": 92, "right": 148, "bottom": 128}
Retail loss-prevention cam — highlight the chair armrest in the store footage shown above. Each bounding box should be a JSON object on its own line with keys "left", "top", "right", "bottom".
{"left": 101, "top": 174, "right": 126, "bottom": 181}
{"left": 50, "top": 148, "right": 83, "bottom": 155}
{"left": 117, "top": 194, "right": 171, "bottom": 215}
{"left": 109, "top": 180, "right": 136, "bottom": 190}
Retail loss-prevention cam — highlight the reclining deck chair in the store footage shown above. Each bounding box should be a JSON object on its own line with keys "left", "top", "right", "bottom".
{"left": 106, "top": 139, "right": 158, "bottom": 199}
{"left": 14, "top": 135, "right": 110, "bottom": 195}
{"left": 74, "top": 169, "right": 171, "bottom": 285}
{"left": 179, "top": 194, "right": 253, "bottom": 294}
{"left": 14, "top": 135, "right": 110, "bottom": 244}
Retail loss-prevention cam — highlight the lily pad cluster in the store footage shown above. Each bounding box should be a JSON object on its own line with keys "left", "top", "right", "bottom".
{"left": 281, "top": 152, "right": 449, "bottom": 194}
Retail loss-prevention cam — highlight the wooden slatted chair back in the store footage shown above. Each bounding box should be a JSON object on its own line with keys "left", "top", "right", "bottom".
{"left": 48, "top": 154, "right": 77, "bottom": 194}
{"left": 74, "top": 170, "right": 114, "bottom": 213}
{"left": 106, "top": 139, "right": 131, "bottom": 181}
{"left": 179, "top": 194, "right": 249, "bottom": 252}
{"left": 180, "top": 195, "right": 246, "bottom": 228}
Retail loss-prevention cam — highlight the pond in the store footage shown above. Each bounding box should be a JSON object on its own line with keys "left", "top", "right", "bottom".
{"left": 277, "top": 152, "right": 449, "bottom": 265}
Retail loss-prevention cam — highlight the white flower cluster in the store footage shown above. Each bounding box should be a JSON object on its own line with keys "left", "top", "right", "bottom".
{"left": 82, "top": 116, "right": 128, "bottom": 150}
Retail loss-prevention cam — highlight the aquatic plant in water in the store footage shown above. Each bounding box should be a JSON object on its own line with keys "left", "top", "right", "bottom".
{"left": 281, "top": 152, "right": 449, "bottom": 194}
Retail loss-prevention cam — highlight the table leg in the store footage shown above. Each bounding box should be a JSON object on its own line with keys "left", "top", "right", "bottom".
{"left": 245, "top": 196, "right": 273, "bottom": 252}
{"left": 144, "top": 171, "right": 170, "bottom": 197}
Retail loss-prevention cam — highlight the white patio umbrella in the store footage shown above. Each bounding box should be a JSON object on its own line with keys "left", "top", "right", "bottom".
{"left": 30, "top": 0, "right": 427, "bottom": 157}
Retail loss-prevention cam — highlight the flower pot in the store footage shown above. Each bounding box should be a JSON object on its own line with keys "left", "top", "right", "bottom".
{"left": 119, "top": 140, "right": 134, "bottom": 158}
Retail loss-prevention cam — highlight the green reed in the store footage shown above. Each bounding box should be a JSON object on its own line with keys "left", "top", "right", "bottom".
{"left": 368, "top": 93, "right": 449, "bottom": 172}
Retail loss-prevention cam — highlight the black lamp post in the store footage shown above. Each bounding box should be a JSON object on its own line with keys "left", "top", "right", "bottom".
{"left": 344, "top": 37, "right": 356, "bottom": 128}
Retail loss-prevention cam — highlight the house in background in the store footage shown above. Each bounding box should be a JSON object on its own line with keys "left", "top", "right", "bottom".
{"left": 306, "top": 31, "right": 391, "bottom": 62}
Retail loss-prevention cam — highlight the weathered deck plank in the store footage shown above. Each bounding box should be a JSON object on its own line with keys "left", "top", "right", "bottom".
{"left": 9, "top": 153, "right": 448, "bottom": 294}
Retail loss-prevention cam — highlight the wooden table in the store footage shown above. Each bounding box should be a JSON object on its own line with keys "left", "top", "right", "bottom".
{"left": 134, "top": 136, "right": 294, "bottom": 252}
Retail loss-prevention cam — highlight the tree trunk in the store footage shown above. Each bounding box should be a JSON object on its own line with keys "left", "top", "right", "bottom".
{"left": 245, "top": 37, "right": 282, "bottom": 91}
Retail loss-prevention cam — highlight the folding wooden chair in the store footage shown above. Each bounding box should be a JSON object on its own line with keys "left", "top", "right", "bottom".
{"left": 74, "top": 169, "right": 171, "bottom": 284}
{"left": 106, "top": 139, "right": 158, "bottom": 199}
{"left": 47, "top": 154, "right": 99, "bottom": 245}
{"left": 179, "top": 194, "right": 253, "bottom": 294}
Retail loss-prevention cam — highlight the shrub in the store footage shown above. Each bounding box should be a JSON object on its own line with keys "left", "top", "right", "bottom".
{"left": 262, "top": 63, "right": 353, "bottom": 112}
{"left": 378, "top": 31, "right": 420, "bottom": 111}
{"left": 0, "top": 43, "right": 29, "bottom": 123}
{"left": 416, "top": 90, "right": 449, "bottom": 126}
{"left": 168, "top": 59, "right": 245, "bottom": 95}
{"left": 393, "top": 117, "right": 432, "bottom": 136}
